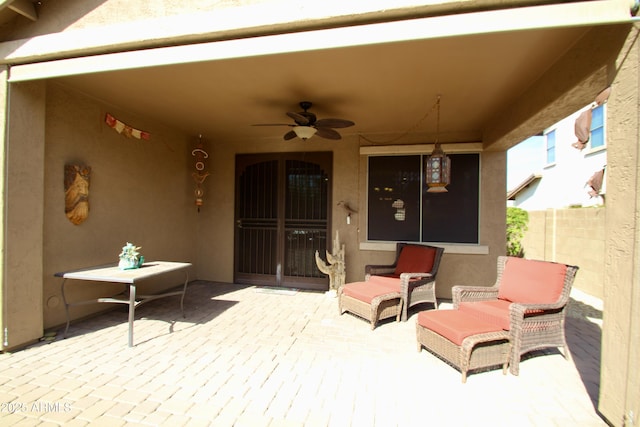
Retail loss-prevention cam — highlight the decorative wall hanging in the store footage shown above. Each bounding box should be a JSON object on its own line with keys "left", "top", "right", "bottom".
{"left": 64, "top": 164, "right": 91, "bottom": 225}
{"left": 105, "top": 113, "right": 151, "bottom": 140}
{"left": 191, "top": 135, "right": 210, "bottom": 212}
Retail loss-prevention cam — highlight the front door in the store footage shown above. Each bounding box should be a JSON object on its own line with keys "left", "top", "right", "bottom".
{"left": 235, "top": 152, "right": 331, "bottom": 291}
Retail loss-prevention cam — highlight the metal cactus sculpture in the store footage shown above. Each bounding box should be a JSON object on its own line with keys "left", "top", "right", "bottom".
{"left": 315, "top": 231, "right": 346, "bottom": 293}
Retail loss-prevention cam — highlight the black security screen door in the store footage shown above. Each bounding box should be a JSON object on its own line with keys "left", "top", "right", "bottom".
{"left": 235, "top": 152, "right": 331, "bottom": 291}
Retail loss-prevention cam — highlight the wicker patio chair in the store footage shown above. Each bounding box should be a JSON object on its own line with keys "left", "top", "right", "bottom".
{"left": 365, "top": 243, "right": 444, "bottom": 321}
{"left": 452, "top": 256, "right": 579, "bottom": 375}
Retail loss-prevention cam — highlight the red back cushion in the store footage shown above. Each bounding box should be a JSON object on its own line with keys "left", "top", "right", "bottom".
{"left": 394, "top": 245, "right": 436, "bottom": 276}
{"left": 497, "top": 257, "right": 568, "bottom": 304}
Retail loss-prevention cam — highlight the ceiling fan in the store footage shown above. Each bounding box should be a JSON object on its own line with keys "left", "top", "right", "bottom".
{"left": 253, "top": 101, "right": 355, "bottom": 140}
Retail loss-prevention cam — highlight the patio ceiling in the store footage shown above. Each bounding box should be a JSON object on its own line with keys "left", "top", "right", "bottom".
{"left": 6, "top": 2, "right": 631, "bottom": 148}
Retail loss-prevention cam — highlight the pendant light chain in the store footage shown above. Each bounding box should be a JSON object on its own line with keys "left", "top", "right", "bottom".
{"left": 358, "top": 97, "right": 440, "bottom": 145}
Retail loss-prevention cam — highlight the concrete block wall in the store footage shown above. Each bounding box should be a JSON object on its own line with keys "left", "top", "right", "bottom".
{"left": 521, "top": 207, "right": 605, "bottom": 299}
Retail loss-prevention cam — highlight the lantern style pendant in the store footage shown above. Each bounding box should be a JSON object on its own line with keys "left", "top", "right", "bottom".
{"left": 425, "top": 95, "right": 450, "bottom": 193}
{"left": 426, "top": 143, "right": 451, "bottom": 192}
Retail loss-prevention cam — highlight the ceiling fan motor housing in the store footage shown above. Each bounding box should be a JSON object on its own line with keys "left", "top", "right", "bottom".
{"left": 296, "top": 102, "right": 316, "bottom": 125}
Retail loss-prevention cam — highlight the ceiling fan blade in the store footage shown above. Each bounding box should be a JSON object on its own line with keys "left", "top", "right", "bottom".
{"left": 283, "top": 130, "right": 297, "bottom": 140}
{"left": 252, "top": 123, "right": 295, "bottom": 127}
{"left": 286, "top": 112, "right": 310, "bottom": 125}
{"left": 315, "top": 118, "right": 355, "bottom": 128}
{"left": 315, "top": 127, "right": 342, "bottom": 140}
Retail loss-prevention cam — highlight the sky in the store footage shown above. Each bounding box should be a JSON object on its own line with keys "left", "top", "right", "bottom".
{"left": 506, "top": 135, "right": 545, "bottom": 191}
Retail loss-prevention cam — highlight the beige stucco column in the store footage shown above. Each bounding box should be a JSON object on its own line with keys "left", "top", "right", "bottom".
{"left": 0, "top": 78, "right": 46, "bottom": 350}
{"left": 599, "top": 24, "right": 640, "bottom": 426}
{"left": 0, "top": 65, "right": 7, "bottom": 348}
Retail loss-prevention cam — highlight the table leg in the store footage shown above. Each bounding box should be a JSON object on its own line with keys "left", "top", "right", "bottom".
{"left": 128, "top": 284, "right": 136, "bottom": 347}
{"left": 61, "top": 279, "right": 70, "bottom": 338}
{"left": 179, "top": 271, "right": 189, "bottom": 318}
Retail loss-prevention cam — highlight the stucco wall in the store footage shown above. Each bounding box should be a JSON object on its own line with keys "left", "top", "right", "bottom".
{"left": 41, "top": 83, "right": 197, "bottom": 330}
{"left": 3, "top": 80, "right": 46, "bottom": 349}
{"left": 599, "top": 25, "right": 640, "bottom": 425}
{"left": 521, "top": 208, "right": 605, "bottom": 299}
{"left": 194, "top": 137, "right": 507, "bottom": 299}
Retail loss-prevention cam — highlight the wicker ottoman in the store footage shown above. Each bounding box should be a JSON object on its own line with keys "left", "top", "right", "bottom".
{"left": 416, "top": 310, "right": 510, "bottom": 383}
{"left": 338, "top": 281, "right": 403, "bottom": 330}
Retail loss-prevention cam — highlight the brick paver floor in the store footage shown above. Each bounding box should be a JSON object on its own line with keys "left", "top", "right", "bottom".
{"left": 0, "top": 281, "right": 606, "bottom": 426}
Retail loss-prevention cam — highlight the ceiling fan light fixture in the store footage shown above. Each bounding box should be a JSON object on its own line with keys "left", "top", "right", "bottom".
{"left": 293, "top": 126, "right": 317, "bottom": 140}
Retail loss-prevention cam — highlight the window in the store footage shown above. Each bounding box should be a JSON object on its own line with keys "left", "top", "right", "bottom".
{"left": 368, "top": 156, "right": 421, "bottom": 242}
{"left": 590, "top": 104, "right": 605, "bottom": 149}
{"left": 546, "top": 129, "right": 556, "bottom": 164}
{"left": 367, "top": 153, "right": 480, "bottom": 244}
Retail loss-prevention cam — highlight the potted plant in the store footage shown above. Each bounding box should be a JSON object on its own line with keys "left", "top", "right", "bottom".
{"left": 118, "top": 242, "right": 144, "bottom": 270}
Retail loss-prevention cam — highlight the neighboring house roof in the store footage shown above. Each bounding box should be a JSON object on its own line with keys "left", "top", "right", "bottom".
{"left": 507, "top": 173, "right": 542, "bottom": 200}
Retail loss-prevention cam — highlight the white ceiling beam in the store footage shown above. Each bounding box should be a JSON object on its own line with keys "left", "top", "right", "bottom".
{"left": 4, "top": 0, "right": 37, "bottom": 21}
{"left": 7, "top": 0, "right": 633, "bottom": 82}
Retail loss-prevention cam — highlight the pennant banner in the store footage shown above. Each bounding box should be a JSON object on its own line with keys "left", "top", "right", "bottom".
{"left": 105, "top": 113, "right": 151, "bottom": 140}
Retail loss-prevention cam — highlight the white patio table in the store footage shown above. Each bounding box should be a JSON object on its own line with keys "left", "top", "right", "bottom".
{"left": 55, "top": 261, "right": 191, "bottom": 347}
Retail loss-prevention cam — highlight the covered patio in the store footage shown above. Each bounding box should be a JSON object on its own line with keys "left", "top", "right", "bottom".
{"left": 0, "top": 282, "right": 605, "bottom": 426}
{"left": 1, "top": 1, "right": 638, "bottom": 424}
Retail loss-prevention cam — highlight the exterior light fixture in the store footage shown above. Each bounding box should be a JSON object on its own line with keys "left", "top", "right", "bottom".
{"left": 425, "top": 143, "right": 451, "bottom": 192}
{"left": 293, "top": 126, "right": 317, "bottom": 140}
{"left": 425, "top": 95, "right": 451, "bottom": 193}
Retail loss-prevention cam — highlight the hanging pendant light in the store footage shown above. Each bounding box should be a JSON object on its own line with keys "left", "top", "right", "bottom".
{"left": 425, "top": 96, "right": 451, "bottom": 193}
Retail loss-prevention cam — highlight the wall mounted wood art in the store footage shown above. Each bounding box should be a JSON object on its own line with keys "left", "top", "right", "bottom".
{"left": 64, "top": 164, "right": 91, "bottom": 225}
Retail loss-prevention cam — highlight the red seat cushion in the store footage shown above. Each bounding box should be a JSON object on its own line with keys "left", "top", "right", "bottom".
{"left": 394, "top": 245, "right": 436, "bottom": 276}
{"left": 417, "top": 310, "right": 503, "bottom": 346}
{"left": 497, "top": 257, "right": 568, "bottom": 304}
{"left": 458, "top": 300, "right": 512, "bottom": 330}
{"left": 367, "top": 275, "right": 402, "bottom": 290}
{"left": 342, "top": 281, "right": 400, "bottom": 304}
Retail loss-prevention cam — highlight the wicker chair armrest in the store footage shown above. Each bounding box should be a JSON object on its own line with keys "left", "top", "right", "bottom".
{"left": 508, "top": 302, "right": 568, "bottom": 336}
{"left": 399, "top": 272, "right": 433, "bottom": 281}
{"left": 452, "top": 285, "right": 499, "bottom": 308}
{"left": 399, "top": 273, "right": 433, "bottom": 288}
{"left": 365, "top": 265, "right": 396, "bottom": 277}
{"left": 509, "top": 301, "right": 567, "bottom": 317}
